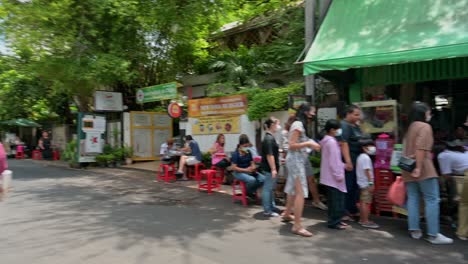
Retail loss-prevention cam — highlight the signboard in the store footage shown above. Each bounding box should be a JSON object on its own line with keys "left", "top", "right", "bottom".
{"left": 136, "top": 82, "right": 177, "bottom": 104}
{"left": 288, "top": 95, "right": 312, "bottom": 110}
{"left": 191, "top": 115, "right": 240, "bottom": 135}
{"left": 188, "top": 95, "right": 247, "bottom": 117}
{"left": 167, "top": 102, "right": 182, "bottom": 118}
{"left": 94, "top": 91, "right": 123, "bottom": 112}
{"left": 77, "top": 113, "right": 106, "bottom": 163}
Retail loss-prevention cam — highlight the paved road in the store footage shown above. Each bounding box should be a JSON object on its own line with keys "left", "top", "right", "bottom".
{"left": 0, "top": 160, "right": 466, "bottom": 264}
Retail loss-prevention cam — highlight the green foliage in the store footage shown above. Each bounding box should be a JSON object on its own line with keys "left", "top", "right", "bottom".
{"left": 209, "top": 46, "right": 274, "bottom": 89}
{"left": 246, "top": 82, "right": 303, "bottom": 121}
{"left": 123, "top": 145, "right": 134, "bottom": 158}
{"left": 201, "top": 152, "right": 212, "bottom": 168}
{"left": 63, "top": 139, "right": 77, "bottom": 163}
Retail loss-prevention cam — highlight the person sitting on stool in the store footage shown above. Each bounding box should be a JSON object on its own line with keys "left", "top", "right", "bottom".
{"left": 175, "top": 135, "right": 202, "bottom": 181}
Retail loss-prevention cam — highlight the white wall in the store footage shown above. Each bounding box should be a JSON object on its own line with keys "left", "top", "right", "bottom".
{"left": 260, "top": 110, "right": 290, "bottom": 143}
{"left": 185, "top": 114, "right": 256, "bottom": 153}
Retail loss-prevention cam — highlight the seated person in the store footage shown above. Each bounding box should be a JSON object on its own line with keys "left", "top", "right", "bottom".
{"left": 239, "top": 134, "right": 260, "bottom": 160}
{"left": 231, "top": 136, "right": 265, "bottom": 199}
{"left": 175, "top": 135, "right": 202, "bottom": 180}
{"left": 438, "top": 139, "right": 468, "bottom": 212}
{"left": 209, "top": 134, "right": 231, "bottom": 184}
{"left": 160, "top": 138, "right": 177, "bottom": 163}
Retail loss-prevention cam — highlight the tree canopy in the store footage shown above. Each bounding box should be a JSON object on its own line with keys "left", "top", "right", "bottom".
{"left": 0, "top": 0, "right": 305, "bottom": 122}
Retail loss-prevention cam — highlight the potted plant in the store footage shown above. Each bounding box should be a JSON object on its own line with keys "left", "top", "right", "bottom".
{"left": 112, "top": 147, "right": 124, "bottom": 167}
{"left": 106, "top": 154, "right": 116, "bottom": 167}
{"left": 95, "top": 154, "right": 107, "bottom": 167}
{"left": 123, "top": 145, "right": 134, "bottom": 165}
{"left": 63, "top": 139, "right": 80, "bottom": 168}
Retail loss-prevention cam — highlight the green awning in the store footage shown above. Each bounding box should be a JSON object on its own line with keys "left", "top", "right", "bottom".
{"left": 304, "top": 0, "right": 468, "bottom": 75}
{"left": 0, "top": 118, "right": 41, "bottom": 127}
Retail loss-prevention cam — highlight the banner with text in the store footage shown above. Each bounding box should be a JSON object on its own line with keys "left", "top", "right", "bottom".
{"left": 188, "top": 95, "right": 247, "bottom": 117}
{"left": 136, "top": 82, "right": 177, "bottom": 104}
{"left": 192, "top": 115, "right": 240, "bottom": 135}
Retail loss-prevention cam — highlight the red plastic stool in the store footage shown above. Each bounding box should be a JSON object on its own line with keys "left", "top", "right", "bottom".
{"left": 158, "top": 163, "right": 176, "bottom": 183}
{"left": 32, "top": 150, "right": 42, "bottom": 160}
{"left": 52, "top": 150, "right": 60, "bottom": 160}
{"left": 187, "top": 163, "right": 205, "bottom": 180}
{"left": 210, "top": 165, "right": 225, "bottom": 184}
{"left": 15, "top": 146, "right": 25, "bottom": 159}
{"left": 232, "top": 179, "right": 257, "bottom": 206}
{"left": 198, "top": 169, "right": 219, "bottom": 194}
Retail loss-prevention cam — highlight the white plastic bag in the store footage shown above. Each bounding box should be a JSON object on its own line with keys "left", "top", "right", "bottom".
{"left": 0, "top": 170, "right": 12, "bottom": 192}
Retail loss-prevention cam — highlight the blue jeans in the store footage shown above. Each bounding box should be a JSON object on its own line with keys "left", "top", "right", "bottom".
{"left": 405, "top": 178, "right": 440, "bottom": 236}
{"left": 233, "top": 172, "right": 265, "bottom": 195}
{"left": 262, "top": 171, "right": 277, "bottom": 213}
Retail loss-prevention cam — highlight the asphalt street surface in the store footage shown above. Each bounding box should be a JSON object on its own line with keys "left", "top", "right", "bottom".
{"left": 0, "top": 160, "right": 466, "bottom": 264}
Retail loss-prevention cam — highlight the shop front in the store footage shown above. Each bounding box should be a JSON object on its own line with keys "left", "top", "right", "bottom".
{"left": 303, "top": 0, "right": 468, "bottom": 216}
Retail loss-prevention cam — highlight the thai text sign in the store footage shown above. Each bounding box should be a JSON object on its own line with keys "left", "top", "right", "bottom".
{"left": 192, "top": 115, "right": 240, "bottom": 135}
{"left": 136, "top": 82, "right": 177, "bottom": 104}
{"left": 188, "top": 95, "right": 247, "bottom": 117}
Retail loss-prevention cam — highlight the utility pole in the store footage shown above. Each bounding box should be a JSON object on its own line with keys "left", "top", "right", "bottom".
{"left": 305, "top": 0, "right": 316, "bottom": 103}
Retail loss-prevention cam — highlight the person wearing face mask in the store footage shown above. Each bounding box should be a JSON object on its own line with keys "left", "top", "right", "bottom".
{"left": 402, "top": 102, "right": 453, "bottom": 244}
{"left": 282, "top": 103, "right": 321, "bottom": 237}
{"left": 320, "top": 120, "right": 347, "bottom": 230}
{"left": 231, "top": 135, "right": 265, "bottom": 200}
{"left": 260, "top": 117, "right": 282, "bottom": 217}
{"left": 356, "top": 137, "right": 379, "bottom": 229}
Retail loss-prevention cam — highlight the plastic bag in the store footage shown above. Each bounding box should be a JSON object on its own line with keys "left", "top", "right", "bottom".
{"left": 387, "top": 176, "right": 406, "bottom": 206}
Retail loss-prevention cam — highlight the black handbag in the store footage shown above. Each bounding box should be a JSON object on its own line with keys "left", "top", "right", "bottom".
{"left": 398, "top": 156, "right": 416, "bottom": 172}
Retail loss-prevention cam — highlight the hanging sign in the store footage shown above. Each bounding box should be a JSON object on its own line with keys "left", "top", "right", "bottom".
{"left": 188, "top": 94, "right": 247, "bottom": 117}
{"left": 94, "top": 91, "right": 123, "bottom": 112}
{"left": 136, "top": 82, "right": 177, "bottom": 104}
{"left": 167, "top": 102, "right": 182, "bottom": 118}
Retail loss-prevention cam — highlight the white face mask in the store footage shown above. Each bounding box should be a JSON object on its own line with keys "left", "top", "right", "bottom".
{"left": 426, "top": 115, "right": 432, "bottom": 122}
{"left": 367, "top": 146, "right": 376, "bottom": 155}
{"left": 276, "top": 125, "right": 282, "bottom": 131}
{"left": 335, "top": 128, "right": 342, "bottom": 137}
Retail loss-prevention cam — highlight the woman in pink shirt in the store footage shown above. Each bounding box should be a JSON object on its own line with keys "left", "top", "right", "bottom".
{"left": 320, "top": 119, "right": 347, "bottom": 230}
{"left": 209, "top": 134, "right": 231, "bottom": 183}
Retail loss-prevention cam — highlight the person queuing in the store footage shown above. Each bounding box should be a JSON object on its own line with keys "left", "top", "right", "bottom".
{"left": 175, "top": 135, "right": 202, "bottom": 181}
{"left": 282, "top": 103, "right": 321, "bottom": 237}
{"left": 260, "top": 117, "right": 282, "bottom": 217}
{"left": 320, "top": 120, "right": 347, "bottom": 230}
{"left": 231, "top": 135, "right": 265, "bottom": 200}
{"left": 339, "top": 105, "right": 363, "bottom": 221}
{"left": 402, "top": 102, "right": 453, "bottom": 244}
{"left": 356, "top": 138, "right": 379, "bottom": 229}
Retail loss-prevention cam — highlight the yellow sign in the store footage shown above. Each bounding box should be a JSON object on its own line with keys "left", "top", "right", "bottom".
{"left": 188, "top": 95, "right": 247, "bottom": 117}
{"left": 192, "top": 116, "right": 240, "bottom": 135}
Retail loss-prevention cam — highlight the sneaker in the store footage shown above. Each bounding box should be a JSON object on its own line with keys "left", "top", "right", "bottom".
{"left": 409, "top": 230, "right": 423, "bottom": 240}
{"left": 312, "top": 201, "right": 328, "bottom": 210}
{"left": 425, "top": 233, "right": 454, "bottom": 245}
{"left": 263, "top": 212, "right": 280, "bottom": 217}
{"left": 457, "top": 235, "right": 468, "bottom": 241}
{"left": 359, "top": 222, "right": 380, "bottom": 229}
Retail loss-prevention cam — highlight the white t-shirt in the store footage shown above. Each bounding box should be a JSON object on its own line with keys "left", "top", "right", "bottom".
{"left": 438, "top": 150, "right": 468, "bottom": 175}
{"left": 356, "top": 153, "right": 374, "bottom": 189}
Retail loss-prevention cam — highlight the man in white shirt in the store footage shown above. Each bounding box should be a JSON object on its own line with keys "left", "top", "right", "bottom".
{"left": 437, "top": 139, "right": 468, "bottom": 223}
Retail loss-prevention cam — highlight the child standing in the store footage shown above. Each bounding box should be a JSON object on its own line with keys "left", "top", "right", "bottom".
{"left": 320, "top": 120, "right": 347, "bottom": 230}
{"left": 356, "top": 138, "right": 379, "bottom": 229}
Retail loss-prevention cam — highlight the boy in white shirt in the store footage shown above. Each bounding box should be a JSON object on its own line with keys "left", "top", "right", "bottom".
{"left": 356, "top": 138, "right": 379, "bottom": 229}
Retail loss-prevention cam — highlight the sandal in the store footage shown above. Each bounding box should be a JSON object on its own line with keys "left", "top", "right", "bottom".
{"left": 292, "top": 228, "right": 313, "bottom": 237}
{"left": 340, "top": 222, "right": 350, "bottom": 227}
{"left": 282, "top": 215, "right": 295, "bottom": 222}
